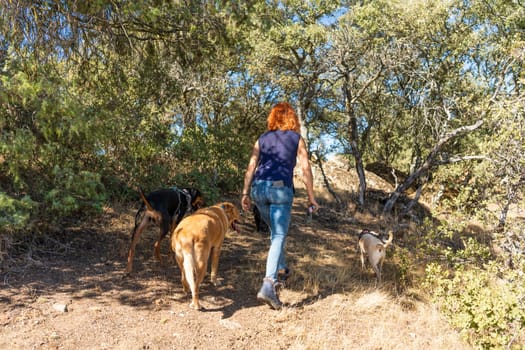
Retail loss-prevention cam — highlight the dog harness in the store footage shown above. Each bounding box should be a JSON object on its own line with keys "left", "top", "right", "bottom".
{"left": 180, "top": 188, "right": 193, "bottom": 214}
{"left": 169, "top": 187, "right": 193, "bottom": 222}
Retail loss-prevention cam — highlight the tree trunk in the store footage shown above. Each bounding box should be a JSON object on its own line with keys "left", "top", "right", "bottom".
{"left": 498, "top": 187, "right": 517, "bottom": 229}
{"left": 314, "top": 152, "right": 343, "bottom": 207}
{"left": 341, "top": 66, "right": 382, "bottom": 208}
{"left": 296, "top": 103, "right": 308, "bottom": 141}
{"left": 403, "top": 180, "right": 425, "bottom": 215}
{"left": 352, "top": 140, "right": 367, "bottom": 207}
{"left": 344, "top": 79, "right": 366, "bottom": 207}
{"left": 383, "top": 119, "right": 484, "bottom": 215}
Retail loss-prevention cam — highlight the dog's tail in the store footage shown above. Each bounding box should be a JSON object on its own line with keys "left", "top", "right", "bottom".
{"left": 383, "top": 230, "right": 394, "bottom": 248}
{"left": 138, "top": 187, "right": 155, "bottom": 212}
{"left": 182, "top": 241, "right": 198, "bottom": 295}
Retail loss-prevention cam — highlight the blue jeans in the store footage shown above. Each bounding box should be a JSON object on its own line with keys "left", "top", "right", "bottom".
{"left": 251, "top": 180, "right": 294, "bottom": 281}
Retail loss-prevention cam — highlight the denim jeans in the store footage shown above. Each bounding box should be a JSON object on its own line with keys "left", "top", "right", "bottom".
{"left": 251, "top": 180, "right": 294, "bottom": 281}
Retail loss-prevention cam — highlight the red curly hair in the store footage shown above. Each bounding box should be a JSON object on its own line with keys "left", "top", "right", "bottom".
{"left": 267, "top": 102, "right": 300, "bottom": 132}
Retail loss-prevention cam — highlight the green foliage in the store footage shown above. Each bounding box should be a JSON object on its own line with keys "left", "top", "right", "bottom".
{"left": 431, "top": 162, "right": 491, "bottom": 215}
{"left": 0, "top": 128, "right": 37, "bottom": 191}
{"left": 0, "top": 192, "right": 36, "bottom": 232}
{"left": 415, "top": 219, "right": 455, "bottom": 262}
{"left": 171, "top": 124, "right": 252, "bottom": 202}
{"left": 392, "top": 245, "right": 412, "bottom": 288}
{"left": 44, "top": 166, "right": 106, "bottom": 218}
{"left": 0, "top": 58, "right": 112, "bottom": 223}
{"left": 416, "top": 216, "right": 525, "bottom": 348}
{"left": 425, "top": 260, "right": 525, "bottom": 349}
{"left": 416, "top": 218, "right": 492, "bottom": 268}
{"left": 424, "top": 222, "right": 525, "bottom": 349}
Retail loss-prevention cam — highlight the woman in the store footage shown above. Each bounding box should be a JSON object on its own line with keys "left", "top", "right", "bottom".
{"left": 241, "top": 102, "right": 319, "bottom": 310}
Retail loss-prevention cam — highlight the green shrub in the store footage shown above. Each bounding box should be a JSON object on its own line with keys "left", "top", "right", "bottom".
{"left": 0, "top": 192, "right": 36, "bottom": 232}
{"left": 425, "top": 260, "right": 525, "bottom": 349}
{"left": 392, "top": 245, "right": 412, "bottom": 288}
{"left": 171, "top": 125, "right": 251, "bottom": 200}
{"left": 44, "top": 166, "right": 107, "bottom": 218}
{"left": 171, "top": 169, "right": 222, "bottom": 204}
{"left": 416, "top": 219, "right": 491, "bottom": 268}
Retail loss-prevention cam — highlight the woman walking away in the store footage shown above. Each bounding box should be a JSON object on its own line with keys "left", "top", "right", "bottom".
{"left": 241, "top": 102, "right": 319, "bottom": 310}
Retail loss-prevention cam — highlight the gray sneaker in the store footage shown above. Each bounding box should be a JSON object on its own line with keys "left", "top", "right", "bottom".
{"left": 257, "top": 278, "right": 283, "bottom": 310}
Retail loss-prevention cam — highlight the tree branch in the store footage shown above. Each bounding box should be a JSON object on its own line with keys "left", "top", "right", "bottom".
{"left": 383, "top": 118, "right": 485, "bottom": 215}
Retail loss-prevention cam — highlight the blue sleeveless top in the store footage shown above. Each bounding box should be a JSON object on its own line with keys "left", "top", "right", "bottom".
{"left": 254, "top": 130, "right": 300, "bottom": 188}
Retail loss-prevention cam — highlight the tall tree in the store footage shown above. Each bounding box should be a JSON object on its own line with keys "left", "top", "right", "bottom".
{"left": 245, "top": 1, "right": 338, "bottom": 141}
{"left": 328, "top": 3, "right": 387, "bottom": 207}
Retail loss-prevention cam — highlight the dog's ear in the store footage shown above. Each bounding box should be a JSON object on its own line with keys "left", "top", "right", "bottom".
{"left": 189, "top": 188, "right": 205, "bottom": 209}
{"left": 220, "top": 202, "right": 232, "bottom": 213}
{"left": 221, "top": 202, "right": 239, "bottom": 221}
{"left": 222, "top": 202, "right": 241, "bottom": 233}
{"left": 193, "top": 188, "right": 202, "bottom": 198}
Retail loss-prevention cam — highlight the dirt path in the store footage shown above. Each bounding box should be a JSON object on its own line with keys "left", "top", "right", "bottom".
{"left": 0, "top": 200, "right": 470, "bottom": 350}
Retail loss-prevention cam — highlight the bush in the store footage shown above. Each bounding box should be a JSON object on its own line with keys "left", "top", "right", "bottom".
{"left": 425, "top": 254, "right": 525, "bottom": 349}
{"left": 0, "top": 192, "right": 36, "bottom": 232}
{"left": 44, "top": 166, "right": 107, "bottom": 218}
{"left": 170, "top": 125, "right": 252, "bottom": 201}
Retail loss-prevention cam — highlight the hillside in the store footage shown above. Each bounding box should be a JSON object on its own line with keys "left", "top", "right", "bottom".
{"left": 0, "top": 160, "right": 471, "bottom": 350}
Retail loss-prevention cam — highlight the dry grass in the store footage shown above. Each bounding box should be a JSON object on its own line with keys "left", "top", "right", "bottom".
{"left": 318, "top": 266, "right": 456, "bottom": 347}
{"left": 275, "top": 290, "right": 469, "bottom": 350}
{"left": 226, "top": 190, "right": 471, "bottom": 349}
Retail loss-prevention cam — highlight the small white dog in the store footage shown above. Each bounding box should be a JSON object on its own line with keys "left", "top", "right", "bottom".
{"left": 358, "top": 229, "right": 394, "bottom": 285}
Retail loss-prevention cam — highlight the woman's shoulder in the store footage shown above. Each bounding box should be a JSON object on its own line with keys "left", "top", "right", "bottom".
{"left": 285, "top": 130, "right": 301, "bottom": 140}
{"left": 261, "top": 130, "right": 300, "bottom": 138}
{"left": 277, "top": 129, "right": 300, "bottom": 136}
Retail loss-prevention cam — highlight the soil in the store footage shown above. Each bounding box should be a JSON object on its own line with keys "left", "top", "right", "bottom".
{"left": 0, "top": 165, "right": 470, "bottom": 349}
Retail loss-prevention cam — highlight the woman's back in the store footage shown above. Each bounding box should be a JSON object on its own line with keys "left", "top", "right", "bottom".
{"left": 254, "top": 130, "right": 300, "bottom": 188}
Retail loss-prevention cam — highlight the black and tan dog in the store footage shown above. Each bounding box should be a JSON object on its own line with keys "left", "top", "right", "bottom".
{"left": 171, "top": 202, "right": 240, "bottom": 310}
{"left": 125, "top": 187, "right": 205, "bottom": 274}
{"left": 253, "top": 205, "right": 269, "bottom": 233}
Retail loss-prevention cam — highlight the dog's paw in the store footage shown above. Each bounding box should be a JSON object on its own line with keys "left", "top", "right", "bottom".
{"left": 211, "top": 277, "right": 222, "bottom": 287}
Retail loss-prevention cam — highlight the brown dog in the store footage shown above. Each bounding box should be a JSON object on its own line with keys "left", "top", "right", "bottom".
{"left": 358, "top": 229, "right": 394, "bottom": 285}
{"left": 125, "top": 187, "right": 205, "bottom": 274}
{"left": 170, "top": 202, "right": 240, "bottom": 310}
